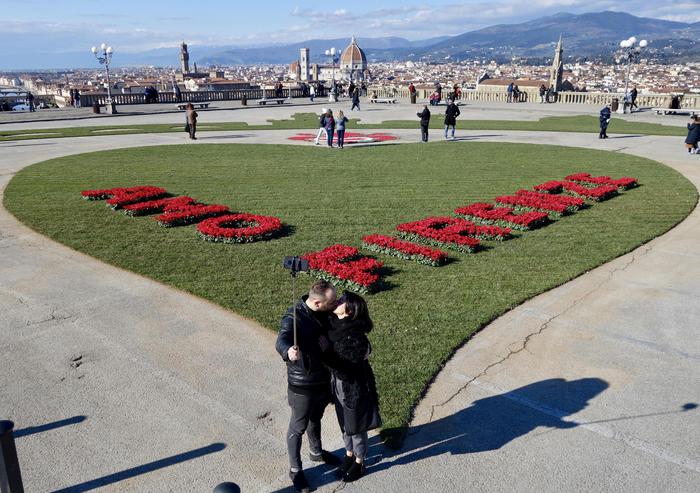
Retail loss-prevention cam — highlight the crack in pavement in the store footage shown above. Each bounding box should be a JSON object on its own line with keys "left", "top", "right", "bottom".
{"left": 425, "top": 245, "right": 654, "bottom": 424}
{"left": 25, "top": 307, "right": 75, "bottom": 327}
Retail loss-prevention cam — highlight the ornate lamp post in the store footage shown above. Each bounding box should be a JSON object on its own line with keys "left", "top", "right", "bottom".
{"left": 325, "top": 47, "right": 338, "bottom": 102}
{"left": 91, "top": 43, "right": 116, "bottom": 113}
{"left": 616, "top": 36, "right": 647, "bottom": 114}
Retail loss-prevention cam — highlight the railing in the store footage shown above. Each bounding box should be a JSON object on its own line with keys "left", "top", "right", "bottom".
{"left": 76, "top": 85, "right": 700, "bottom": 110}
{"left": 366, "top": 86, "right": 700, "bottom": 109}
{"left": 79, "top": 87, "right": 327, "bottom": 107}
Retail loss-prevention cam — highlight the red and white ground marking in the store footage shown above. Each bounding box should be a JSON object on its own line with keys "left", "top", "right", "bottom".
{"left": 287, "top": 131, "right": 398, "bottom": 144}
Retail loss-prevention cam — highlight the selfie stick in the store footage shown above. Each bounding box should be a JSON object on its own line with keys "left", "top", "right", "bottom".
{"left": 291, "top": 269, "right": 298, "bottom": 349}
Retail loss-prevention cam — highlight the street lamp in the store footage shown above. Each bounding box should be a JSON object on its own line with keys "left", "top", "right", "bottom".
{"left": 91, "top": 43, "right": 116, "bottom": 113}
{"left": 325, "top": 47, "right": 339, "bottom": 102}
{"left": 616, "top": 36, "right": 647, "bottom": 114}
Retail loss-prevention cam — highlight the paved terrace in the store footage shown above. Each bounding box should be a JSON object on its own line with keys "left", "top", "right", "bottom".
{"left": 0, "top": 98, "right": 691, "bottom": 129}
{"left": 0, "top": 106, "right": 698, "bottom": 492}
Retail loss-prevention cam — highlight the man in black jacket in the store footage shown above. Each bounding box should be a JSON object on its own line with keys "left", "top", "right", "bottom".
{"left": 276, "top": 280, "right": 340, "bottom": 492}
{"left": 417, "top": 104, "right": 431, "bottom": 142}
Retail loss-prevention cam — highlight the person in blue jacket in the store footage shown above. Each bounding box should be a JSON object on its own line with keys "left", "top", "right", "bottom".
{"left": 599, "top": 104, "right": 612, "bottom": 139}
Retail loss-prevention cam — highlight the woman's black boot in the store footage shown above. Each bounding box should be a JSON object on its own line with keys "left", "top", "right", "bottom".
{"left": 340, "top": 454, "right": 355, "bottom": 475}
{"left": 343, "top": 461, "right": 364, "bottom": 482}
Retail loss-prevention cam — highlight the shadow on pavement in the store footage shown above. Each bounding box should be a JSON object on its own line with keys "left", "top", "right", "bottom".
{"left": 368, "top": 377, "right": 609, "bottom": 475}
{"left": 52, "top": 442, "right": 226, "bottom": 492}
{"left": 271, "top": 377, "right": 609, "bottom": 491}
{"left": 14, "top": 415, "right": 87, "bottom": 438}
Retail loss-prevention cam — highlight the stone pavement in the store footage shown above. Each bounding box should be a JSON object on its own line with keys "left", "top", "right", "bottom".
{"left": 0, "top": 122, "right": 699, "bottom": 492}
{"left": 0, "top": 99, "right": 690, "bottom": 130}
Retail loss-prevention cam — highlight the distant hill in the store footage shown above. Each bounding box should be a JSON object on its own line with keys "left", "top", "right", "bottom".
{"left": 192, "top": 11, "right": 698, "bottom": 66}
{"left": 414, "top": 11, "right": 700, "bottom": 61}
{"left": 2, "top": 11, "right": 697, "bottom": 69}
{"left": 198, "top": 36, "right": 448, "bottom": 65}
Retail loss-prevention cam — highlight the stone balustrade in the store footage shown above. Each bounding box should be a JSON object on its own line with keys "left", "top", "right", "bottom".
{"left": 77, "top": 84, "right": 700, "bottom": 111}
{"left": 79, "top": 87, "right": 327, "bottom": 107}
{"left": 366, "top": 86, "right": 700, "bottom": 109}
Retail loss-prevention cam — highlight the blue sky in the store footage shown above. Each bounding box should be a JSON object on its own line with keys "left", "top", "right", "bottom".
{"left": 4, "top": 0, "right": 699, "bottom": 54}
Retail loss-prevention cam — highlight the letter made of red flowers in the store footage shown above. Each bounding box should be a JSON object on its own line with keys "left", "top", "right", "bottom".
{"left": 303, "top": 244, "right": 383, "bottom": 294}
{"left": 156, "top": 200, "right": 230, "bottom": 227}
{"left": 197, "top": 213, "right": 284, "bottom": 243}
{"left": 81, "top": 186, "right": 169, "bottom": 209}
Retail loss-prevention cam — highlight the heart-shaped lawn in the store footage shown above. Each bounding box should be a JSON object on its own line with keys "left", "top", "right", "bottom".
{"left": 5, "top": 142, "right": 696, "bottom": 441}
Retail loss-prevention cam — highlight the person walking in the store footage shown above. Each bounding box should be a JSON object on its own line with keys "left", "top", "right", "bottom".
{"left": 630, "top": 86, "right": 638, "bottom": 112}
{"left": 444, "top": 100, "right": 460, "bottom": 140}
{"left": 336, "top": 110, "right": 349, "bottom": 149}
{"left": 507, "top": 82, "right": 514, "bottom": 103}
{"left": 276, "top": 281, "right": 341, "bottom": 493}
{"left": 173, "top": 83, "right": 182, "bottom": 103}
{"left": 27, "top": 91, "right": 35, "bottom": 112}
{"left": 351, "top": 88, "right": 360, "bottom": 111}
{"left": 685, "top": 115, "right": 700, "bottom": 154}
{"left": 599, "top": 104, "right": 612, "bottom": 139}
{"left": 325, "top": 109, "right": 336, "bottom": 147}
{"left": 539, "top": 84, "right": 546, "bottom": 104}
{"left": 322, "top": 291, "right": 381, "bottom": 483}
{"left": 75, "top": 89, "right": 81, "bottom": 108}
{"left": 314, "top": 108, "right": 327, "bottom": 145}
{"left": 309, "top": 84, "right": 316, "bottom": 102}
{"left": 417, "top": 104, "right": 431, "bottom": 142}
{"left": 185, "top": 102, "right": 198, "bottom": 140}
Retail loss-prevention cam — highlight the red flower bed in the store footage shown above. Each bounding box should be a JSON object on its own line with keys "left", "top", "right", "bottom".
{"left": 361, "top": 234, "right": 448, "bottom": 266}
{"left": 81, "top": 187, "right": 126, "bottom": 201}
{"left": 396, "top": 217, "right": 510, "bottom": 252}
{"left": 565, "top": 172, "right": 638, "bottom": 191}
{"left": 303, "top": 244, "right": 383, "bottom": 293}
{"left": 156, "top": 201, "right": 230, "bottom": 227}
{"left": 197, "top": 213, "right": 284, "bottom": 243}
{"left": 533, "top": 181, "right": 564, "bottom": 194}
{"left": 454, "top": 203, "right": 550, "bottom": 231}
{"left": 81, "top": 186, "right": 169, "bottom": 209}
{"left": 495, "top": 190, "right": 585, "bottom": 217}
{"left": 122, "top": 196, "right": 196, "bottom": 216}
{"left": 561, "top": 181, "right": 618, "bottom": 201}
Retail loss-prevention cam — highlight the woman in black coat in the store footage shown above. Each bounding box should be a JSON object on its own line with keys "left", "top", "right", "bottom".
{"left": 444, "top": 101, "right": 461, "bottom": 140}
{"left": 685, "top": 115, "right": 700, "bottom": 154}
{"left": 323, "top": 291, "right": 381, "bottom": 483}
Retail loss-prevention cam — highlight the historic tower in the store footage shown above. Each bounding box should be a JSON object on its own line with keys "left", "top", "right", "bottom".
{"left": 299, "top": 48, "right": 310, "bottom": 81}
{"left": 180, "top": 41, "right": 190, "bottom": 75}
{"left": 549, "top": 35, "right": 564, "bottom": 92}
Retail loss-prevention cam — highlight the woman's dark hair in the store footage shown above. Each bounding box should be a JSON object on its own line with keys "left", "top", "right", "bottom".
{"left": 338, "top": 291, "right": 373, "bottom": 333}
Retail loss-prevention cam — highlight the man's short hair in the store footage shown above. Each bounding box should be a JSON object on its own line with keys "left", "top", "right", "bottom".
{"left": 309, "top": 280, "right": 334, "bottom": 300}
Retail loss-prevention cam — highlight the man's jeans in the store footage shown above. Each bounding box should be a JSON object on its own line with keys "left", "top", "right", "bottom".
{"left": 287, "top": 388, "right": 330, "bottom": 470}
{"left": 444, "top": 125, "right": 456, "bottom": 139}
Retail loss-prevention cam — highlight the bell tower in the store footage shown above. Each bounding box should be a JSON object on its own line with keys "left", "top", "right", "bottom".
{"left": 549, "top": 35, "right": 563, "bottom": 92}
{"left": 180, "top": 41, "right": 190, "bottom": 75}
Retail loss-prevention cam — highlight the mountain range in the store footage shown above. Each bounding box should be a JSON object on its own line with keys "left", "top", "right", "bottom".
{"left": 5, "top": 11, "right": 699, "bottom": 70}
{"left": 189, "top": 11, "right": 700, "bottom": 66}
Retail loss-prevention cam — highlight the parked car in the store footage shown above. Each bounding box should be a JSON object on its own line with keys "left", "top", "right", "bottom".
{"left": 12, "top": 103, "right": 31, "bottom": 111}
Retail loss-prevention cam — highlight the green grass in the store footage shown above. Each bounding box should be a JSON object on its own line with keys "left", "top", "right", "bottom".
{"left": 0, "top": 113, "right": 687, "bottom": 142}
{"left": 4, "top": 142, "right": 696, "bottom": 444}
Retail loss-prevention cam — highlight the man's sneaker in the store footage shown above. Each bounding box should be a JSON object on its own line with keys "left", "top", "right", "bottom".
{"left": 343, "top": 461, "right": 365, "bottom": 482}
{"left": 309, "top": 450, "right": 341, "bottom": 466}
{"left": 289, "top": 470, "right": 311, "bottom": 493}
